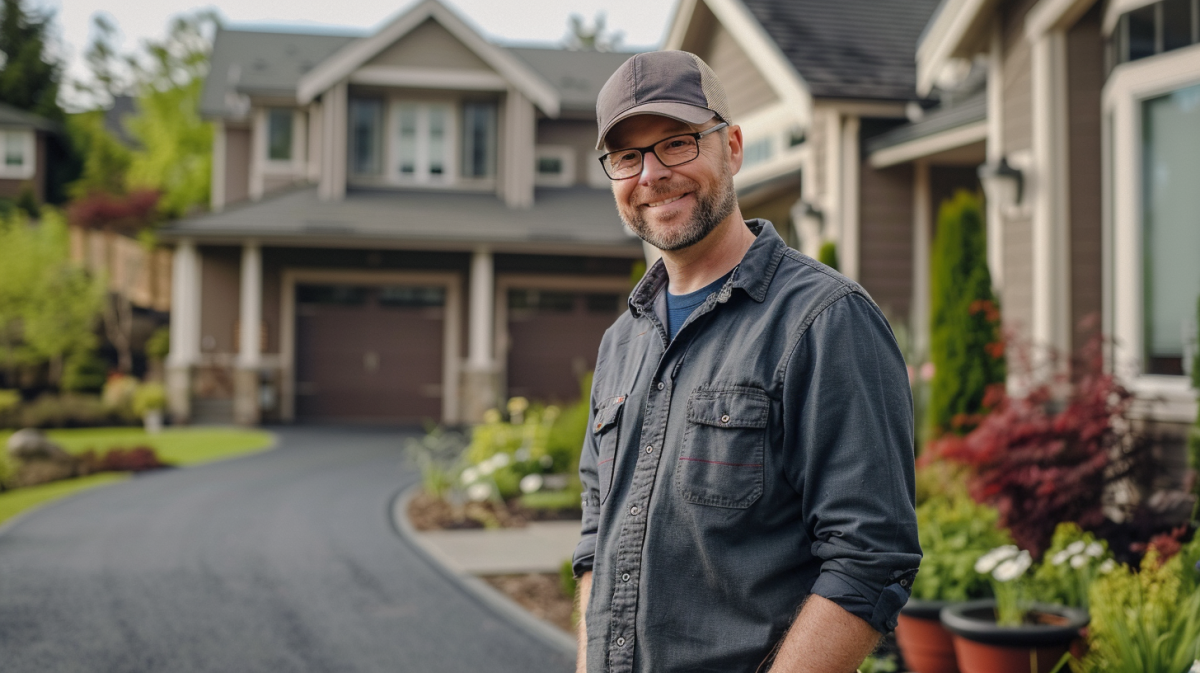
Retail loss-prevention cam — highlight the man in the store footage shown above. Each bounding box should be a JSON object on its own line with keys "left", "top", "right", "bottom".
{"left": 572, "top": 50, "right": 921, "bottom": 673}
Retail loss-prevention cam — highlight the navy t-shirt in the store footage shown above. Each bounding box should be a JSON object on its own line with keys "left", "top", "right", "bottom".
{"left": 665, "top": 271, "right": 732, "bottom": 340}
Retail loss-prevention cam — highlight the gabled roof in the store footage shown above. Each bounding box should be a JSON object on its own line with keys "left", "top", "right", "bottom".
{"left": 508, "top": 47, "right": 638, "bottom": 114}
{"left": 739, "top": 0, "right": 942, "bottom": 101}
{"left": 0, "top": 102, "right": 57, "bottom": 132}
{"left": 296, "top": 0, "right": 559, "bottom": 116}
{"left": 201, "top": 28, "right": 359, "bottom": 118}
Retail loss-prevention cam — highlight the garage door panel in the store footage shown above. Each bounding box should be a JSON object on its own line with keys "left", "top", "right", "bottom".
{"left": 506, "top": 289, "right": 621, "bottom": 403}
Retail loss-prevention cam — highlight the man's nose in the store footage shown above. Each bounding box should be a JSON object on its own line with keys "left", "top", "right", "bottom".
{"left": 638, "top": 151, "right": 672, "bottom": 185}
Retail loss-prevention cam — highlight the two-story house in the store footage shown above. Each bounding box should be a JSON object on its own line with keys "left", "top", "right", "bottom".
{"left": 159, "top": 0, "right": 641, "bottom": 426}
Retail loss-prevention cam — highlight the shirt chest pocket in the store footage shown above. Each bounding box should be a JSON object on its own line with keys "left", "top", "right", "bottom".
{"left": 676, "top": 387, "right": 769, "bottom": 509}
{"left": 592, "top": 395, "right": 625, "bottom": 505}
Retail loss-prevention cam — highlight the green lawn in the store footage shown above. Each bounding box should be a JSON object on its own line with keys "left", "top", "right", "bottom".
{"left": 0, "top": 427, "right": 275, "bottom": 526}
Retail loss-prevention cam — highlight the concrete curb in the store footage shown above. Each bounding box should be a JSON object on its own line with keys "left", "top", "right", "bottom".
{"left": 389, "top": 485, "right": 577, "bottom": 659}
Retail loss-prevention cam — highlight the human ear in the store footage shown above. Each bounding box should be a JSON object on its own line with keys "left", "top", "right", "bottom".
{"left": 726, "top": 124, "right": 744, "bottom": 176}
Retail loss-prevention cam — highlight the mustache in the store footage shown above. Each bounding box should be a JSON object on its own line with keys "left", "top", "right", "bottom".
{"left": 635, "top": 178, "right": 701, "bottom": 203}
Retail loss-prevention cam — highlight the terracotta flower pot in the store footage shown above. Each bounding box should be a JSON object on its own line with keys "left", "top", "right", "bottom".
{"left": 895, "top": 599, "right": 960, "bottom": 673}
{"left": 940, "top": 600, "right": 1089, "bottom": 673}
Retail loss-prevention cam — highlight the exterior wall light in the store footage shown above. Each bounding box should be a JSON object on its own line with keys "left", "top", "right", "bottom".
{"left": 977, "top": 156, "right": 1024, "bottom": 211}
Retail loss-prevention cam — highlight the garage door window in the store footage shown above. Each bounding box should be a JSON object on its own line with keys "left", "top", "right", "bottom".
{"left": 297, "top": 284, "right": 369, "bottom": 305}
{"left": 379, "top": 285, "right": 445, "bottom": 308}
{"left": 509, "top": 289, "right": 575, "bottom": 312}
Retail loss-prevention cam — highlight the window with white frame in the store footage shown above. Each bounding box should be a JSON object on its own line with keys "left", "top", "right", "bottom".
{"left": 534, "top": 145, "right": 575, "bottom": 187}
{"left": 461, "top": 101, "right": 496, "bottom": 179}
{"left": 393, "top": 102, "right": 454, "bottom": 184}
{"left": 267, "top": 108, "right": 294, "bottom": 162}
{"left": 0, "top": 130, "right": 33, "bottom": 178}
{"left": 350, "top": 98, "right": 384, "bottom": 176}
{"left": 1141, "top": 82, "right": 1200, "bottom": 376}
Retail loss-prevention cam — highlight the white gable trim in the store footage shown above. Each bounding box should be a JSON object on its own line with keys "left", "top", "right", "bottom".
{"left": 1025, "top": 0, "right": 1098, "bottom": 38}
{"left": 664, "top": 0, "right": 811, "bottom": 127}
{"left": 297, "top": 0, "right": 559, "bottom": 116}
{"left": 916, "top": 0, "right": 996, "bottom": 95}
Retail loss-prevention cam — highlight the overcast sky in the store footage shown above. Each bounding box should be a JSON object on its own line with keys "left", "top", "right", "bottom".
{"left": 40, "top": 0, "right": 677, "bottom": 106}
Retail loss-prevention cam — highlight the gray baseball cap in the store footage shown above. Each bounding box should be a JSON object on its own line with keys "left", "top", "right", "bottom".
{"left": 595, "top": 50, "right": 733, "bottom": 150}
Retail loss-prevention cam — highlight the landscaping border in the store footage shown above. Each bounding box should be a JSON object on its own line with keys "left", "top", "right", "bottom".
{"left": 389, "top": 484, "right": 577, "bottom": 658}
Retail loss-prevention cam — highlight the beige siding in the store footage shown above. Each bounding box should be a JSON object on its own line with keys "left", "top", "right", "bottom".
{"left": 859, "top": 163, "right": 915, "bottom": 323}
{"left": 535, "top": 119, "right": 597, "bottom": 186}
{"left": 200, "top": 247, "right": 241, "bottom": 356}
{"left": 1067, "top": 4, "right": 1104, "bottom": 353}
{"left": 705, "top": 23, "right": 778, "bottom": 120}
{"left": 367, "top": 19, "right": 494, "bottom": 71}
{"left": 225, "top": 128, "right": 251, "bottom": 205}
{"left": 263, "top": 175, "right": 294, "bottom": 195}
{"left": 1002, "top": 215, "right": 1034, "bottom": 332}
{"left": 261, "top": 256, "right": 282, "bottom": 355}
{"left": 1000, "top": 0, "right": 1038, "bottom": 155}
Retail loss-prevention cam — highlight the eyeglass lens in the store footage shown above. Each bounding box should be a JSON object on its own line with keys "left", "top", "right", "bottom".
{"left": 605, "top": 135, "right": 700, "bottom": 179}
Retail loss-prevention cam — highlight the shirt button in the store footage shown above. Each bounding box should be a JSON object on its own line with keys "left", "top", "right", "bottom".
{"left": 721, "top": 414, "right": 731, "bottom": 424}
{"left": 616, "top": 637, "right": 626, "bottom": 647}
{"left": 645, "top": 445, "right": 653, "bottom": 453}
{"left": 622, "top": 573, "right": 631, "bottom": 582}
{"left": 656, "top": 381, "right": 665, "bottom": 390}
{"left": 630, "top": 506, "right": 640, "bottom": 516}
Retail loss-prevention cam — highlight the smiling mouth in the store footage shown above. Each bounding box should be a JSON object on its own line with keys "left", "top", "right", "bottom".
{"left": 644, "top": 193, "right": 690, "bottom": 208}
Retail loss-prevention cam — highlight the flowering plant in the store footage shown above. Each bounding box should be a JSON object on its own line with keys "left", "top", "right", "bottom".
{"left": 975, "top": 545, "right": 1033, "bottom": 626}
{"left": 1033, "top": 523, "right": 1114, "bottom": 610}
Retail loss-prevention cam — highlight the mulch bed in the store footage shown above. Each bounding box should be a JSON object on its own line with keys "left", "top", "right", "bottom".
{"left": 407, "top": 490, "right": 581, "bottom": 531}
{"left": 481, "top": 573, "right": 577, "bottom": 635}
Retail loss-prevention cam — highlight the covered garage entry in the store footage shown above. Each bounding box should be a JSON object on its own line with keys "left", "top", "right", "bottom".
{"left": 498, "top": 276, "right": 629, "bottom": 404}
{"left": 285, "top": 272, "right": 460, "bottom": 424}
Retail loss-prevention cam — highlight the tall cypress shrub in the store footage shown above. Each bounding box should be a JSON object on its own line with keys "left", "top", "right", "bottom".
{"left": 928, "top": 190, "right": 1006, "bottom": 438}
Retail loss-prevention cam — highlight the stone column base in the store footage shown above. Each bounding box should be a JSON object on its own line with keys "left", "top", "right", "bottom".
{"left": 165, "top": 365, "right": 193, "bottom": 425}
{"left": 460, "top": 364, "right": 501, "bottom": 424}
{"left": 233, "top": 367, "right": 262, "bottom": 426}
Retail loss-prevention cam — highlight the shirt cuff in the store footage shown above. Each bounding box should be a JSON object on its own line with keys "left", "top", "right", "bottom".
{"left": 572, "top": 533, "right": 596, "bottom": 579}
{"left": 810, "top": 568, "right": 915, "bottom": 633}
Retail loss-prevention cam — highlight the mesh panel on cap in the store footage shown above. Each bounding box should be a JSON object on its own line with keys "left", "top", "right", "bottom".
{"left": 688, "top": 53, "right": 733, "bottom": 125}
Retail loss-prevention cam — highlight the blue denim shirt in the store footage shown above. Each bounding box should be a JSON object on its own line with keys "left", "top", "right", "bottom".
{"left": 573, "top": 220, "right": 921, "bottom": 673}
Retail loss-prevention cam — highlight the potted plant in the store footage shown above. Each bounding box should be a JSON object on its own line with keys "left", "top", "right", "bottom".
{"left": 896, "top": 492, "right": 1013, "bottom": 673}
{"left": 939, "top": 545, "right": 1089, "bottom": 673}
{"left": 132, "top": 382, "right": 166, "bottom": 434}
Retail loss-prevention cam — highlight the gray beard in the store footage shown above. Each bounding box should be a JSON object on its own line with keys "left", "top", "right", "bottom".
{"left": 619, "top": 170, "right": 738, "bottom": 252}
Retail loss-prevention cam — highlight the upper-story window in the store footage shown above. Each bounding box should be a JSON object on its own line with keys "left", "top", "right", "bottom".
{"left": 0, "top": 130, "right": 33, "bottom": 179}
{"left": 267, "top": 109, "right": 294, "bottom": 162}
{"left": 1107, "top": 0, "right": 1200, "bottom": 72}
{"left": 534, "top": 145, "right": 575, "bottom": 187}
{"left": 395, "top": 102, "right": 454, "bottom": 184}
{"left": 349, "top": 96, "right": 497, "bottom": 186}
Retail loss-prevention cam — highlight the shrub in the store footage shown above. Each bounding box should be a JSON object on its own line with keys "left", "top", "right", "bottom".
{"left": 927, "top": 190, "right": 1005, "bottom": 438}
{"left": 132, "top": 382, "right": 166, "bottom": 416}
{"left": 817, "top": 240, "right": 839, "bottom": 271}
{"left": 16, "top": 393, "right": 136, "bottom": 428}
{"left": 910, "top": 494, "right": 1014, "bottom": 602}
{"left": 79, "top": 446, "right": 171, "bottom": 473}
{"left": 1032, "top": 523, "right": 1113, "bottom": 610}
{"left": 144, "top": 325, "right": 170, "bottom": 361}
{"left": 61, "top": 352, "right": 108, "bottom": 392}
{"left": 560, "top": 558, "right": 577, "bottom": 599}
{"left": 101, "top": 373, "right": 139, "bottom": 411}
{"left": 928, "top": 336, "right": 1146, "bottom": 557}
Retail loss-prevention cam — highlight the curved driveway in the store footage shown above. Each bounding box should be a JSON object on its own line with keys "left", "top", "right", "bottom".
{"left": 0, "top": 427, "right": 574, "bottom": 673}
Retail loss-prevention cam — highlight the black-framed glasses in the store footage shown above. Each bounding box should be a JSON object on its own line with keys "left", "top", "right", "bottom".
{"left": 598, "top": 122, "right": 729, "bottom": 180}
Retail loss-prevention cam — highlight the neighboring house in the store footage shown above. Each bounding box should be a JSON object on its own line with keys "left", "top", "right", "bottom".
{"left": 0, "top": 102, "right": 56, "bottom": 203}
{"left": 158, "top": 0, "right": 641, "bottom": 426}
{"left": 666, "top": 0, "right": 1200, "bottom": 438}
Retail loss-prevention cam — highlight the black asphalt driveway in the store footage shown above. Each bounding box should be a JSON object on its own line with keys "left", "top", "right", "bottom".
{"left": 0, "top": 427, "right": 574, "bottom": 673}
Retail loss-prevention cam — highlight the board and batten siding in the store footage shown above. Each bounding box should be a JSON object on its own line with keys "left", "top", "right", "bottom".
{"left": 199, "top": 247, "right": 242, "bottom": 356}
{"left": 704, "top": 23, "right": 779, "bottom": 121}
{"left": 1066, "top": 4, "right": 1105, "bottom": 353}
{"left": 366, "top": 18, "right": 495, "bottom": 72}
{"left": 224, "top": 127, "right": 251, "bottom": 206}
{"left": 536, "top": 118, "right": 601, "bottom": 186}
{"left": 858, "top": 162, "right": 914, "bottom": 324}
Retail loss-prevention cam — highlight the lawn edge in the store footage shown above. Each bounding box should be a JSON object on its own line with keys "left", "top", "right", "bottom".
{"left": 0, "top": 473, "right": 129, "bottom": 539}
{"left": 389, "top": 484, "right": 577, "bottom": 658}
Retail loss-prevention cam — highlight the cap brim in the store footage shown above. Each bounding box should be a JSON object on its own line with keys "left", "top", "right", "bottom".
{"left": 595, "top": 102, "right": 716, "bottom": 150}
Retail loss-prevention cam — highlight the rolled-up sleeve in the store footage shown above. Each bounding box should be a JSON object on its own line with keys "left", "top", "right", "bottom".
{"left": 573, "top": 380, "right": 602, "bottom": 579}
{"left": 783, "top": 292, "right": 921, "bottom": 633}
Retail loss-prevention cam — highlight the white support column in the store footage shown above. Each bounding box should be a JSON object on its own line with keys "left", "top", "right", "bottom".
{"left": 912, "top": 160, "right": 932, "bottom": 358}
{"left": 1031, "top": 31, "right": 1073, "bottom": 358}
{"left": 986, "top": 23, "right": 1006, "bottom": 290}
{"left": 840, "top": 114, "right": 861, "bottom": 281}
{"left": 319, "top": 83, "right": 347, "bottom": 201}
{"left": 823, "top": 110, "right": 843, "bottom": 251}
{"left": 503, "top": 89, "right": 535, "bottom": 209}
{"left": 234, "top": 241, "right": 262, "bottom": 425}
{"left": 462, "top": 247, "right": 499, "bottom": 421}
{"left": 166, "top": 239, "right": 201, "bottom": 423}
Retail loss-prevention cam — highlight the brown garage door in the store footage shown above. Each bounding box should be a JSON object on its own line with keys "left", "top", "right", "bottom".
{"left": 295, "top": 283, "right": 444, "bottom": 423}
{"left": 506, "top": 289, "right": 622, "bottom": 403}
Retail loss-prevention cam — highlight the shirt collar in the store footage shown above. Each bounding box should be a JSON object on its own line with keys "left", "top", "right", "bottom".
{"left": 628, "top": 218, "right": 788, "bottom": 316}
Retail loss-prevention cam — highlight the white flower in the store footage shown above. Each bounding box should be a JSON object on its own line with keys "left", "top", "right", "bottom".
{"left": 1051, "top": 550, "right": 1071, "bottom": 566}
{"left": 992, "top": 550, "right": 1032, "bottom": 583}
{"left": 519, "top": 474, "right": 544, "bottom": 494}
{"left": 478, "top": 461, "right": 496, "bottom": 476}
{"left": 491, "top": 453, "right": 511, "bottom": 469}
{"left": 1099, "top": 559, "right": 1117, "bottom": 574}
{"left": 1188, "top": 660, "right": 1199, "bottom": 673}
{"left": 975, "top": 545, "right": 1020, "bottom": 574}
{"left": 467, "top": 483, "right": 492, "bottom": 502}
{"left": 515, "top": 448, "right": 531, "bottom": 461}
{"left": 1085, "top": 542, "right": 1104, "bottom": 558}
{"left": 1070, "top": 554, "right": 1088, "bottom": 569}
{"left": 460, "top": 467, "right": 480, "bottom": 485}
{"left": 539, "top": 455, "right": 554, "bottom": 468}
{"left": 1066, "top": 541, "right": 1087, "bottom": 555}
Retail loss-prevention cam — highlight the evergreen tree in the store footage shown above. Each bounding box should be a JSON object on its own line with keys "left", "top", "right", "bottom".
{"left": 927, "top": 190, "right": 1006, "bottom": 438}
{"left": 0, "top": 0, "right": 62, "bottom": 120}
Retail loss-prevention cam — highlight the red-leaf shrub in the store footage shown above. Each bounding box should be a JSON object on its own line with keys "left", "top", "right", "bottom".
{"left": 79, "top": 446, "right": 172, "bottom": 473}
{"left": 67, "top": 190, "right": 161, "bottom": 233}
{"left": 925, "top": 337, "right": 1144, "bottom": 557}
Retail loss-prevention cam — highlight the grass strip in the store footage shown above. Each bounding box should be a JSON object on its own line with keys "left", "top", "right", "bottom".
{"left": 0, "top": 473, "right": 128, "bottom": 526}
